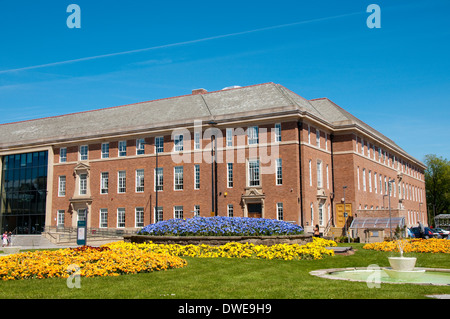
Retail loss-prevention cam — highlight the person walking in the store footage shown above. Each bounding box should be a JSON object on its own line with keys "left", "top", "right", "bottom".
{"left": 2, "top": 232, "right": 8, "bottom": 247}
{"left": 7, "top": 231, "right": 12, "bottom": 246}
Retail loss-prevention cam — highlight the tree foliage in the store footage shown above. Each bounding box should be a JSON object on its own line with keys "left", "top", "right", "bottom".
{"left": 424, "top": 154, "right": 450, "bottom": 224}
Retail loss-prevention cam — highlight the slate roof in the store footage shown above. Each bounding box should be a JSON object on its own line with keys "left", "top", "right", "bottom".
{"left": 0, "top": 82, "right": 424, "bottom": 167}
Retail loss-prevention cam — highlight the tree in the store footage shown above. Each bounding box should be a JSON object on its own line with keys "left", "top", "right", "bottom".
{"left": 424, "top": 154, "right": 450, "bottom": 225}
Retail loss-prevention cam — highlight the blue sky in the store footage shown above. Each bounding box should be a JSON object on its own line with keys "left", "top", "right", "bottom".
{"left": 0, "top": 0, "right": 449, "bottom": 162}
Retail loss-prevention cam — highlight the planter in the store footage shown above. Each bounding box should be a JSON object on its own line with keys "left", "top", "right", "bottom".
{"left": 124, "top": 234, "right": 313, "bottom": 246}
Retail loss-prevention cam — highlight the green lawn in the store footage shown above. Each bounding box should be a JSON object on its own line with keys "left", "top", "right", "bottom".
{"left": 0, "top": 243, "right": 449, "bottom": 299}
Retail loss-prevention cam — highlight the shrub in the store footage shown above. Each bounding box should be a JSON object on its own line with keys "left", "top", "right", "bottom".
{"left": 138, "top": 216, "right": 304, "bottom": 236}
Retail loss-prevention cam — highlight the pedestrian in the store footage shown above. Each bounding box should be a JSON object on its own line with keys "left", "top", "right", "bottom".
{"left": 314, "top": 224, "right": 320, "bottom": 237}
{"left": 7, "top": 231, "right": 12, "bottom": 246}
{"left": 2, "top": 232, "right": 8, "bottom": 247}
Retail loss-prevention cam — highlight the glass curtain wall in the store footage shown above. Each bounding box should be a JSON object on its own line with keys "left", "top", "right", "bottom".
{"left": 0, "top": 151, "right": 48, "bottom": 234}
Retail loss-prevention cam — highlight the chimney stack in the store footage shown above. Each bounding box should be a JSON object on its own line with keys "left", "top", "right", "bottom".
{"left": 192, "top": 88, "right": 207, "bottom": 95}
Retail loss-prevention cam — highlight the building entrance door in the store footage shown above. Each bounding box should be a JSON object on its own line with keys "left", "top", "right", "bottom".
{"left": 335, "top": 203, "right": 352, "bottom": 228}
{"left": 248, "top": 203, "right": 262, "bottom": 218}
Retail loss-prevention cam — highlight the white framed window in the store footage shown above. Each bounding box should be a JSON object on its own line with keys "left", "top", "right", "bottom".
{"left": 384, "top": 177, "right": 388, "bottom": 195}
{"left": 310, "top": 203, "right": 314, "bottom": 225}
{"left": 118, "top": 141, "right": 127, "bottom": 157}
{"left": 277, "top": 202, "right": 283, "bottom": 221}
{"left": 194, "top": 164, "right": 200, "bottom": 189}
{"left": 77, "top": 209, "right": 86, "bottom": 221}
{"left": 194, "top": 132, "right": 201, "bottom": 150}
{"left": 316, "top": 129, "right": 320, "bottom": 147}
{"left": 136, "top": 138, "right": 145, "bottom": 155}
{"left": 227, "top": 204, "right": 233, "bottom": 217}
{"left": 101, "top": 143, "right": 109, "bottom": 159}
{"left": 174, "top": 206, "right": 183, "bottom": 219}
{"left": 174, "top": 166, "right": 184, "bottom": 190}
{"left": 325, "top": 133, "right": 328, "bottom": 151}
{"left": 155, "top": 136, "right": 164, "bottom": 153}
{"left": 226, "top": 128, "right": 233, "bottom": 147}
{"left": 58, "top": 176, "right": 66, "bottom": 197}
{"left": 357, "top": 167, "right": 360, "bottom": 190}
{"left": 136, "top": 169, "right": 144, "bottom": 193}
{"left": 118, "top": 170, "right": 126, "bottom": 193}
{"left": 100, "top": 209, "right": 108, "bottom": 228}
{"left": 307, "top": 125, "right": 311, "bottom": 144}
{"left": 317, "top": 160, "right": 323, "bottom": 188}
{"left": 154, "top": 206, "right": 163, "bottom": 223}
{"left": 368, "top": 170, "right": 372, "bottom": 192}
{"left": 275, "top": 123, "right": 281, "bottom": 142}
{"left": 380, "top": 175, "right": 383, "bottom": 195}
{"left": 79, "top": 173, "right": 87, "bottom": 195}
{"left": 373, "top": 145, "right": 376, "bottom": 160}
{"left": 57, "top": 210, "right": 65, "bottom": 227}
{"left": 362, "top": 168, "right": 366, "bottom": 191}
{"left": 326, "top": 165, "right": 329, "bottom": 189}
{"left": 248, "top": 159, "right": 260, "bottom": 187}
{"left": 174, "top": 134, "right": 184, "bottom": 152}
{"left": 59, "top": 148, "right": 67, "bottom": 163}
{"left": 194, "top": 205, "right": 200, "bottom": 217}
{"left": 309, "top": 160, "right": 312, "bottom": 187}
{"left": 79, "top": 145, "right": 88, "bottom": 161}
{"left": 227, "top": 163, "right": 233, "bottom": 188}
{"left": 117, "top": 208, "right": 125, "bottom": 228}
{"left": 154, "top": 167, "right": 163, "bottom": 191}
{"left": 361, "top": 138, "right": 364, "bottom": 155}
{"left": 135, "top": 207, "right": 144, "bottom": 228}
{"left": 247, "top": 126, "right": 259, "bottom": 145}
{"left": 276, "top": 158, "right": 282, "bottom": 185}
{"left": 101, "top": 172, "right": 109, "bottom": 194}
{"left": 318, "top": 203, "right": 324, "bottom": 226}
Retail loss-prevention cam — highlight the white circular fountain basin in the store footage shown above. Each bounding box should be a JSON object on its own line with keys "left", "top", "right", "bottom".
{"left": 388, "top": 257, "right": 417, "bottom": 271}
{"left": 384, "top": 268, "right": 426, "bottom": 281}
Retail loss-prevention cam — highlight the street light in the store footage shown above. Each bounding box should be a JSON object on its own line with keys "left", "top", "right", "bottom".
{"left": 343, "top": 186, "right": 349, "bottom": 243}
{"left": 388, "top": 179, "right": 395, "bottom": 239}
{"left": 208, "top": 120, "right": 218, "bottom": 216}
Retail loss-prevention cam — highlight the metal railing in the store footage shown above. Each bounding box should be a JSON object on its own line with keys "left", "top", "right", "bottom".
{"left": 44, "top": 226, "right": 136, "bottom": 243}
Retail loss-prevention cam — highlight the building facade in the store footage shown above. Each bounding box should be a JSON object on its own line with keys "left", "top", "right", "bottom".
{"left": 0, "top": 83, "right": 427, "bottom": 235}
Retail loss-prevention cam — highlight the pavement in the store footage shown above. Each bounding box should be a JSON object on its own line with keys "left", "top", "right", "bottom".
{"left": 0, "top": 235, "right": 122, "bottom": 256}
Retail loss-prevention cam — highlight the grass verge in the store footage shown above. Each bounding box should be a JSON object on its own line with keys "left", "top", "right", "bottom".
{"left": 0, "top": 243, "right": 449, "bottom": 299}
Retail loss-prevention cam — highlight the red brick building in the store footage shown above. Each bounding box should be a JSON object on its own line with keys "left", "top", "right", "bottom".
{"left": 0, "top": 83, "right": 427, "bottom": 236}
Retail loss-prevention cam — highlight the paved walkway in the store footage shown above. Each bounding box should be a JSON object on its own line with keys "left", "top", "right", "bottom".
{"left": 1, "top": 235, "right": 122, "bottom": 255}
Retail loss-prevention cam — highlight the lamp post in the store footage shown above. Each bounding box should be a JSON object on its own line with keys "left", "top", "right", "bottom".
{"left": 388, "top": 179, "right": 395, "bottom": 239}
{"left": 208, "top": 120, "right": 218, "bottom": 216}
{"left": 343, "top": 186, "right": 349, "bottom": 243}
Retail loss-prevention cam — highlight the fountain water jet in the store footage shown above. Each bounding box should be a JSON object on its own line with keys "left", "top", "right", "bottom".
{"left": 384, "top": 239, "right": 425, "bottom": 280}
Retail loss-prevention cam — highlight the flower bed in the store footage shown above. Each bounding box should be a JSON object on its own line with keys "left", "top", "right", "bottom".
{"left": 363, "top": 238, "right": 450, "bottom": 254}
{"left": 108, "top": 237, "right": 337, "bottom": 261}
{"left": 138, "top": 216, "right": 303, "bottom": 236}
{"left": 0, "top": 245, "right": 187, "bottom": 281}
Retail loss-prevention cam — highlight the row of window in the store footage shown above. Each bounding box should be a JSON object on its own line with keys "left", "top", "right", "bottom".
{"left": 356, "top": 167, "right": 424, "bottom": 202}
{"left": 355, "top": 135, "right": 423, "bottom": 181}
{"left": 58, "top": 159, "right": 284, "bottom": 196}
{"left": 58, "top": 124, "right": 283, "bottom": 163}
{"left": 307, "top": 124, "right": 329, "bottom": 151}
{"left": 56, "top": 203, "right": 285, "bottom": 228}
{"left": 308, "top": 159, "right": 330, "bottom": 189}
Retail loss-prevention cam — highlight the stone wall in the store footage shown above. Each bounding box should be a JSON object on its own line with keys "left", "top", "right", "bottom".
{"left": 124, "top": 234, "right": 313, "bottom": 246}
